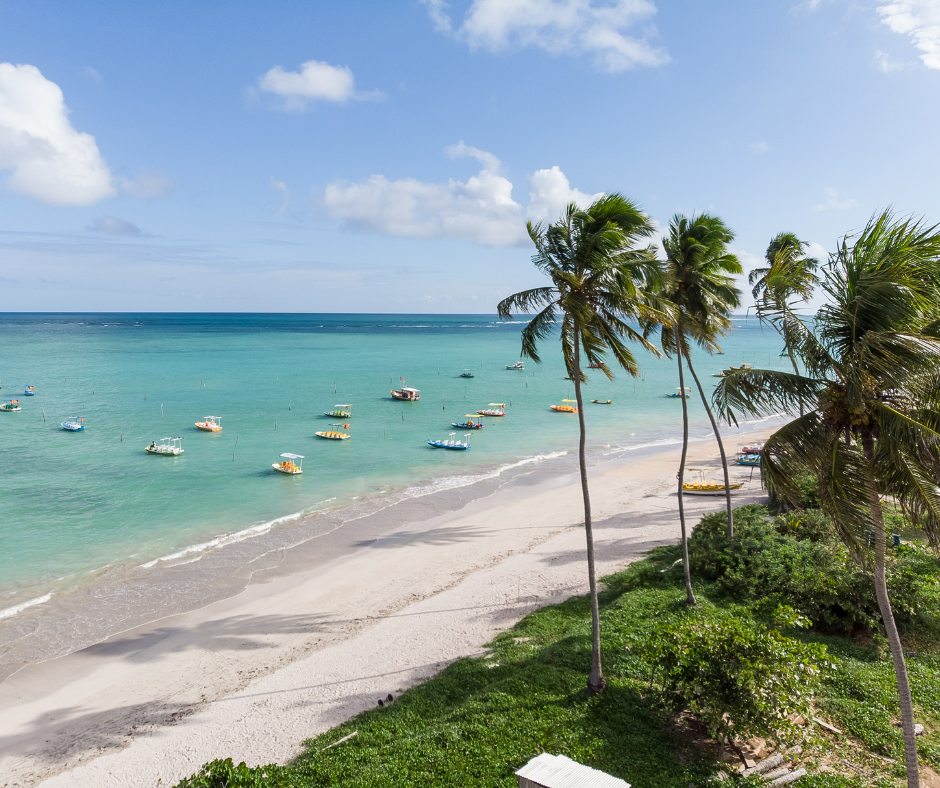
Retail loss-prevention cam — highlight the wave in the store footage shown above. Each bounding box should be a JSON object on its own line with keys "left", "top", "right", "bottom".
{"left": 0, "top": 593, "right": 52, "bottom": 620}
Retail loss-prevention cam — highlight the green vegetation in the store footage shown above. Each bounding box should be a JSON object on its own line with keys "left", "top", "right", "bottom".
{"left": 173, "top": 504, "right": 940, "bottom": 788}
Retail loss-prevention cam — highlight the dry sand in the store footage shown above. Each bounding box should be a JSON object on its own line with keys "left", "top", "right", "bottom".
{"left": 0, "top": 433, "right": 770, "bottom": 788}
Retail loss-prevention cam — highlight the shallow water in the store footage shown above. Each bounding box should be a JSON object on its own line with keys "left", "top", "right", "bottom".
{"left": 0, "top": 313, "right": 789, "bottom": 668}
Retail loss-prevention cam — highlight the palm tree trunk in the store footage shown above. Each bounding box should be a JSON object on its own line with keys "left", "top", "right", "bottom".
{"left": 685, "top": 356, "right": 734, "bottom": 540}
{"left": 675, "top": 325, "right": 697, "bottom": 606}
{"left": 573, "top": 325, "right": 606, "bottom": 694}
{"left": 861, "top": 429, "right": 919, "bottom": 788}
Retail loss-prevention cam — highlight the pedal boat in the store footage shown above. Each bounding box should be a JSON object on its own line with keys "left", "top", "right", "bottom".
{"left": 146, "top": 437, "right": 184, "bottom": 456}
{"left": 452, "top": 414, "right": 484, "bottom": 430}
{"left": 195, "top": 415, "right": 222, "bottom": 432}
{"left": 324, "top": 404, "right": 352, "bottom": 418}
{"left": 550, "top": 399, "right": 578, "bottom": 413}
{"left": 476, "top": 403, "right": 505, "bottom": 417}
{"left": 316, "top": 423, "right": 351, "bottom": 440}
{"left": 428, "top": 432, "right": 471, "bottom": 450}
{"left": 62, "top": 417, "right": 84, "bottom": 431}
{"left": 273, "top": 453, "right": 304, "bottom": 474}
{"left": 1, "top": 399, "right": 21, "bottom": 412}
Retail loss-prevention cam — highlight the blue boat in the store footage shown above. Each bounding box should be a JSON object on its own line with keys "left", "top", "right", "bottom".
{"left": 735, "top": 453, "right": 761, "bottom": 467}
{"left": 23, "top": 385, "right": 35, "bottom": 396}
{"left": 428, "top": 432, "right": 471, "bottom": 450}
{"left": 459, "top": 368, "right": 474, "bottom": 378}
{"left": 451, "top": 415, "right": 483, "bottom": 430}
{"left": 62, "top": 416, "right": 84, "bottom": 432}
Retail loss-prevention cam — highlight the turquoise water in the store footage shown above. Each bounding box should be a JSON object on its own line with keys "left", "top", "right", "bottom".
{"left": 0, "top": 313, "right": 789, "bottom": 666}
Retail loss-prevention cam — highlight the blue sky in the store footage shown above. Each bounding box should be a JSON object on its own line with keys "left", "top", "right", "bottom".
{"left": 0, "top": 0, "right": 937, "bottom": 313}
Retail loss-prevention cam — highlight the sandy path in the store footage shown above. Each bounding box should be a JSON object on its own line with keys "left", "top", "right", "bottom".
{"left": 0, "top": 434, "right": 769, "bottom": 788}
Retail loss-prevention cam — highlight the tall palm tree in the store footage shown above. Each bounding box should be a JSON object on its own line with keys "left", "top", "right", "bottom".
{"left": 497, "top": 194, "right": 665, "bottom": 694}
{"left": 651, "top": 215, "right": 741, "bottom": 602}
{"left": 714, "top": 210, "right": 940, "bottom": 788}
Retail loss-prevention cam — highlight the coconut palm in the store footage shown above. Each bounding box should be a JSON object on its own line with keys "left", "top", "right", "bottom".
{"left": 497, "top": 194, "right": 666, "bottom": 694}
{"left": 649, "top": 214, "right": 741, "bottom": 602}
{"left": 714, "top": 210, "right": 940, "bottom": 788}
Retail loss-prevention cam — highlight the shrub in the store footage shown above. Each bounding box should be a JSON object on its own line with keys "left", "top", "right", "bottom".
{"left": 173, "top": 759, "right": 294, "bottom": 788}
{"left": 643, "top": 612, "right": 831, "bottom": 750}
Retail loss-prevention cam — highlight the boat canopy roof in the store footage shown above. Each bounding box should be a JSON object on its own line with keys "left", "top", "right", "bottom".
{"left": 562, "top": 399, "right": 577, "bottom": 402}
{"left": 280, "top": 452, "right": 304, "bottom": 459}
{"left": 334, "top": 404, "right": 351, "bottom": 408}
{"left": 464, "top": 414, "right": 478, "bottom": 417}
{"left": 488, "top": 402, "right": 505, "bottom": 406}
{"left": 203, "top": 415, "right": 221, "bottom": 420}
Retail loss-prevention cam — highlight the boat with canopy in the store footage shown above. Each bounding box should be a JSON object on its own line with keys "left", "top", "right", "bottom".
{"left": 665, "top": 387, "right": 691, "bottom": 398}
{"left": 391, "top": 377, "right": 420, "bottom": 401}
{"left": 428, "top": 432, "right": 471, "bottom": 450}
{"left": 273, "top": 453, "right": 304, "bottom": 474}
{"left": 451, "top": 414, "right": 484, "bottom": 430}
{"left": 459, "top": 369, "right": 474, "bottom": 378}
{"left": 324, "top": 404, "right": 352, "bottom": 418}
{"left": 316, "top": 423, "right": 351, "bottom": 440}
{"left": 146, "top": 437, "right": 184, "bottom": 456}
{"left": 505, "top": 361, "right": 525, "bottom": 370}
{"left": 61, "top": 416, "right": 84, "bottom": 431}
{"left": 476, "top": 403, "right": 505, "bottom": 417}
{"left": 195, "top": 415, "right": 222, "bottom": 432}
{"left": 550, "top": 399, "right": 578, "bottom": 413}
{"left": 1, "top": 399, "right": 21, "bottom": 412}
{"left": 23, "top": 386, "right": 35, "bottom": 396}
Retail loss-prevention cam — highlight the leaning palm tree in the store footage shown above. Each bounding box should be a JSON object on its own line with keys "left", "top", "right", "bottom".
{"left": 714, "top": 210, "right": 940, "bottom": 788}
{"left": 498, "top": 194, "right": 666, "bottom": 694}
{"left": 650, "top": 215, "right": 741, "bottom": 602}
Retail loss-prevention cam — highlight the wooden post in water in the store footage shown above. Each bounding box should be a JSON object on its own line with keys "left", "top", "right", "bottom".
{"left": 232, "top": 436, "right": 238, "bottom": 461}
{"left": 275, "top": 419, "right": 277, "bottom": 431}
{"left": 161, "top": 404, "right": 164, "bottom": 419}
{"left": 41, "top": 407, "right": 45, "bottom": 422}
{"left": 120, "top": 429, "right": 123, "bottom": 442}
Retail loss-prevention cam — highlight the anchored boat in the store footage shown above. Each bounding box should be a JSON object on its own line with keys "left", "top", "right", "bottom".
{"left": 505, "top": 361, "right": 525, "bottom": 370}
{"left": 665, "top": 387, "right": 691, "bottom": 398}
{"left": 391, "top": 377, "right": 420, "bottom": 401}
{"left": 146, "top": 437, "right": 184, "bottom": 456}
{"left": 451, "top": 414, "right": 484, "bottom": 430}
{"left": 23, "top": 386, "right": 35, "bottom": 396}
{"left": 195, "top": 415, "right": 222, "bottom": 432}
{"left": 273, "top": 453, "right": 304, "bottom": 474}
{"left": 324, "top": 404, "right": 352, "bottom": 418}
{"left": 316, "top": 423, "right": 351, "bottom": 440}
{"left": 591, "top": 399, "right": 612, "bottom": 405}
{"left": 459, "top": 369, "right": 474, "bottom": 378}
{"left": 550, "top": 399, "right": 578, "bottom": 413}
{"left": 1, "top": 398, "right": 21, "bottom": 412}
{"left": 476, "top": 403, "right": 505, "bottom": 417}
{"left": 428, "top": 432, "right": 471, "bottom": 450}
{"left": 61, "top": 416, "right": 84, "bottom": 431}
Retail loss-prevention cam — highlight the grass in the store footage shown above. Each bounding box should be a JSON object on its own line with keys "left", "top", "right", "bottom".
{"left": 175, "top": 537, "right": 940, "bottom": 788}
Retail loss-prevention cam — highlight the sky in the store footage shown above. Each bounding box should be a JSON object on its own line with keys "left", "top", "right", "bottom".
{"left": 0, "top": 0, "right": 938, "bottom": 313}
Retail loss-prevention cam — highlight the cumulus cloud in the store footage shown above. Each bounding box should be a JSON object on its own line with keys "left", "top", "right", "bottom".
{"left": 322, "top": 143, "right": 600, "bottom": 247}
{"left": 270, "top": 176, "right": 291, "bottom": 212}
{"left": 421, "top": 0, "right": 669, "bottom": 72}
{"left": 877, "top": 0, "right": 940, "bottom": 69}
{"left": 0, "top": 62, "right": 115, "bottom": 206}
{"left": 257, "top": 60, "right": 383, "bottom": 111}
{"left": 91, "top": 216, "right": 142, "bottom": 236}
{"left": 812, "top": 187, "right": 857, "bottom": 211}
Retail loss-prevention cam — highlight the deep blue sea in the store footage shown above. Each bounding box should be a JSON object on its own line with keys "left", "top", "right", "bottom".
{"left": 0, "top": 313, "right": 790, "bottom": 671}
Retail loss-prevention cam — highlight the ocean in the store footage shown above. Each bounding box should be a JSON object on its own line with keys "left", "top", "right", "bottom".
{"left": 0, "top": 313, "right": 789, "bottom": 676}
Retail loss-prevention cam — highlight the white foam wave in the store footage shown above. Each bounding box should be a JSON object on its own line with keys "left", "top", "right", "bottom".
{"left": 0, "top": 593, "right": 52, "bottom": 620}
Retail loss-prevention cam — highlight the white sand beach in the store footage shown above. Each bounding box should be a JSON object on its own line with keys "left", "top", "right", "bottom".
{"left": 0, "top": 433, "right": 770, "bottom": 788}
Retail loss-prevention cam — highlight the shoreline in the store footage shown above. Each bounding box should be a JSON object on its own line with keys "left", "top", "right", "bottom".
{"left": 0, "top": 429, "right": 773, "bottom": 788}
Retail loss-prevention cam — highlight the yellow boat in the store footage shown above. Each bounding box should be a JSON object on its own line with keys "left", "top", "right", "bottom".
{"left": 551, "top": 399, "right": 578, "bottom": 413}
{"left": 195, "top": 415, "right": 222, "bottom": 432}
{"left": 316, "top": 423, "right": 351, "bottom": 440}
{"left": 682, "top": 468, "right": 743, "bottom": 495}
{"left": 273, "top": 452, "right": 304, "bottom": 474}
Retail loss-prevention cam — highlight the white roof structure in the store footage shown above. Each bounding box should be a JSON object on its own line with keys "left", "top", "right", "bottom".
{"left": 516, "top": 754, "right": 630, "bottom": 788}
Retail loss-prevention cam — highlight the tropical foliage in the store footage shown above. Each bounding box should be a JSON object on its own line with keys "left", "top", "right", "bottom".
{"left": 497, "top": 193, "right": 666, "bottom": 693}
{"left": 714, "top": 209, "right": 940, "bottom": 788}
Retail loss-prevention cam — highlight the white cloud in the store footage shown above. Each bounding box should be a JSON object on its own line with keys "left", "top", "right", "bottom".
{"left": 257, "top": 60, "right": 383, "bottom": 111}
{"left": 874, "top": 49, "right": 906, "bottom": 71}
{"left": 422, "top": 0, "right": 669, "bottom": 73}
{"left": 91, "top": 216, "right": 142, "bottom": 237}
{"left": 0, "top": 63, "right": 115, "bottom": 206}
{"left": 270, "top": 176, "right": 291, "bottom": 213}
{"left": 749, "top": 141, "right": 769, "bottom": 154}
{"left": 812, "top": 187, "right": 857, "bottom": 211}
{"left": 119, "top": 171, "right": 174, "bottom": 199}
{"left": 527, "top": 165, "right": 602, "bottom": 222}
{"left": 877, "top": 0, "right": 940, "bottom": 69}
{"left": 322, "top": 143, "right": 599, "bottom": 247}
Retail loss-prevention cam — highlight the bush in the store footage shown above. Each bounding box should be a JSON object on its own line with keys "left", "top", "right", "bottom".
{"left": 688, "top": 506, "right": 940, "bottom": 634}
{"left": 174, "top": 759, "right": 294, "bottom": 788}
{"left": 643, "top": 612, "right": 831, "bottom": 748}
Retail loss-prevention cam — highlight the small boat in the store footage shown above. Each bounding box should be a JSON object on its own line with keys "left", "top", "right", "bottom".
{"left": 779, "top": 350, "right": 790, "bottom": 358}
{"left": 316, "top": 423, "right": 351, "bottom": 440}
{"left": 729, "top": 363, "right": 753, "bottom": 371}
{"left": 195, "top": 415, "right": 222, "bottom": 432}
{"left": 428, "top": 432, "right": 471, "bottom": 450}
{"left": 146, "top": 437, "right": 184, "bottom": 456}
{"left": 476, "top": 403, "right": 506, "bottom": 417}
{"left": 505, "top": 361, "right": 525, "bottom": 370}
{"left": 273, "top": 452, "right": 304, "bottom": 474}
{"left": 591, "top": 399, "right": 612, "bottom": 405}
{"left": 682, "top": 469, "right": 743, "bottom": 495}
{"left": 735, "top": 453, "right": 761, "bottom": 467}
{"left": 459, "top": 369, "right": 474, "bottom": 378}
{"left": 550, "top": 399, "right": 578, "bottom": 413}
{"left": 324, "top": 404, "right": 352, "bottom": 418}
{"left": 391, "top": 377, "right": 420, "bottom": 401}
{"left": 452, "top": 414, "right": 484, "bottom": 430}
{"left": 1, "top": 399, "right": 21, "bottom": 412}
{"left": 712, "top": 370, "right": 727, "bottom": 378}
{"left": 23, "top": 386, "right": 35, "bottom": 396}
{"left": 61, "top": 416, "right": 84, "bottom": 431}
{"left": 587, "top": 363, "right": 602, "bottom": 369}
{"left": 738, "top": 443, "right": 764, "bottom": 454}
{"left": 665, "top": 387, "right": 691, "bottom": 399}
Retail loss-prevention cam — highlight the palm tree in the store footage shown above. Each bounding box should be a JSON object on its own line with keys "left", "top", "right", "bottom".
{"left": 714, "top": 210, "right": 940, "bottom": 788}
{"left": 651, "top": 215, "right": 741, "bottom": 602}
{"left": 497, "top": 194, "right": 666, "bottom": 694}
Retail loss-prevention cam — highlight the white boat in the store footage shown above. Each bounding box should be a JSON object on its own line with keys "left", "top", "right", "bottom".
{"left": 476, "top": 402, "right": 505, "bottom": 417}
{"left": 195, "top": 415, "right": 222, "bottom": 432}
{"left": 61, "top": 416, "right": 84, "bottom": 431}
{"left": 505, "top": 361, "right": 525, "bottom": 370}
{"left": 273, "top": 452, "right": 304, "bottom": 474}
{"left": 1, "top": 399, "right": 21, "bottom": 412}
{"left": 391, "top": 377, "right": 420, "bottom": 401}
{"left": 146, "top": 437, "right": 184, "bottom": 456}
